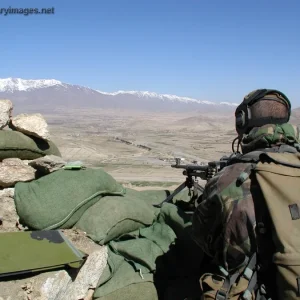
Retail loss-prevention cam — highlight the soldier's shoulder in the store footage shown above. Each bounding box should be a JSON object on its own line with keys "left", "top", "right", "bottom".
{"left": 212, "top": 161, "right": 252, "bottom": 193}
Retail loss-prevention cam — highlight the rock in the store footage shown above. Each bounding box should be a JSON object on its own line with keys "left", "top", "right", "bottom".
{"left": 0, "top": 187, "right": 14, "bottom": 198}
{"left": 61, "top": 229, "right": 104, "bottom": 255}
{"left": 84, "top": 289, "right": 94, "bottom": 300}
{"left": 0, "top": 188, "right": 18, "bottom": 232}
{"left": 9, "top": 113, "right": 50, "bottom": 140}
{"left": 39, "top": 271, "right": 72, "bottom": 300}
{"left": 61, "top": 248, "right": 108, "bottom": 300}
{"left": 0, "top": 158, "right": 36, "bottom": 188}
{"left": 28, "top": 155, "right": 66, "bottom": 175}
{"left": 37, "top": 248, "right": 108, "bottom": 300}
{"left": 2, "top": 158, "right": 27, "bottom": 166}
{"left": 0, "top": 270, "right": 70, "bottom": 300}
{"left": 0, "top": 99, "right": 13, "bottom": 129}
{"left": 21, "top": 280, "right": 34, "bottom": 299}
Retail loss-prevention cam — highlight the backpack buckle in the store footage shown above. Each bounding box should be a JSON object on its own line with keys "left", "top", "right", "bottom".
{"left": 243, "top": 267, "right": 253, "bottom": 281}
{"left": 241, "top": 289, "right": 252, "bottom": 300}
{"left": 215, "top": 289, "right": 228, "bottom": 300}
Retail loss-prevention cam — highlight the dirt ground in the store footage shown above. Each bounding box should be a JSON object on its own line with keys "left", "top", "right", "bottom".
{"left": 46, "top": 109, "right": 235, "bottom": 184}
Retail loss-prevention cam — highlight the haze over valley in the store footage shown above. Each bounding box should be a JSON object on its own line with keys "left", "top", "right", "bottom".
{"left": 1, "top": 77, "right": 299, "bottom": 188}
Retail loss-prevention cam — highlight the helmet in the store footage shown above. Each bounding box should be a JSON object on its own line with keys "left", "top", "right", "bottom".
{"left": 235, "top": 89, "right": 291, "bottom": 137}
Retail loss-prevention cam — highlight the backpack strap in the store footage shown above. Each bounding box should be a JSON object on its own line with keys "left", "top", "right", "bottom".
{"left": 215, "top": 272, "right": 240, "bottom": 300}
{"left": 229, "top": 144, "right": 300, "bottom": 166}
{"left": 241, "top": 253, "right": 258, "bottom": 299}
{"left": 228, "top": 151, "right": 263, "bottom": 165}
{"left": 215, "top": 253, "right": 271, "bottom": 300}
{"left": 214, "top": 254, "right": 258, "bottom": 300}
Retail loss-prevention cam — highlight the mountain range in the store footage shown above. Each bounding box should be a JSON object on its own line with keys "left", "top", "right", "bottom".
{"left": 0, "top": 78, "right": 238, "bottom": 113}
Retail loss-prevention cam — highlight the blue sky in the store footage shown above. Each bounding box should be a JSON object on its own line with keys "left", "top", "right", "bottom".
{"left": 1, "top": 0, "right": 299, "bottom": 107}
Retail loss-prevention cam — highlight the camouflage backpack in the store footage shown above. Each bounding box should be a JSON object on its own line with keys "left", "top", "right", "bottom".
{"left": 200, "top": 124, "right": 300, "bottom": 300}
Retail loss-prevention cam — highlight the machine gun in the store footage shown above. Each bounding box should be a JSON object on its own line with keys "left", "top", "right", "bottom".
{"left": 154, "top": 154, "right": 237, "bottom": 208}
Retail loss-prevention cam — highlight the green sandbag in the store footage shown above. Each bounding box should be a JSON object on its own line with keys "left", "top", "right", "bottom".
{"left": 93, "top": 204, "right": 184, "bottom": 298}
{"left": 14, "top": 168, "right": 125, "bottom": 230}
{"left": 0, "top": 130, "right": 61, "bottom": 160}
{"left": 136, "top": 189, "right": 171, "bottom": 207}
{"left": 95, "top": 282, "right": 158, "bottom": 300}
{"left": 157, "top": 202, "right": 192, "bottom": 237}
{"left": 94, "top": 224, "right": 175, "bottom": 298}
{"left": 75, "top": 188, "right": 163, "bottom": 245}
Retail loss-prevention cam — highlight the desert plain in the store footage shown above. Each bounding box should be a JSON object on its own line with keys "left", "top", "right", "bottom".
{"left": 41, "top": 107, "right": 237, "bottom": 190}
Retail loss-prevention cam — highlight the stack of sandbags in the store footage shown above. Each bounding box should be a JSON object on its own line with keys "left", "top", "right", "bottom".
{"left": 0, "top": 99, "right": 65, "bottom": 232}
{"left": 0, "top": 99, "right": 63, "bottom": 189}
{"left": 0, "top": 99, "right": 61, "bottom": 161}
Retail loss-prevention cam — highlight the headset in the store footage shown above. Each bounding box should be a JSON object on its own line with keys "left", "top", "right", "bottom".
{"left": 235, "top": 89, "right": 291, "bottom": 137}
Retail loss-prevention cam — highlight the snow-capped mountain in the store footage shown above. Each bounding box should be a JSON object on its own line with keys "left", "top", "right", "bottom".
{"left": 0, "top": 77, "right": 238, "bottom": 113}
{"left": 0, "top": 78, "right": 64, "bottom": 92}
{"left": 98, "top": 89, "right": 237, "bottom": 106}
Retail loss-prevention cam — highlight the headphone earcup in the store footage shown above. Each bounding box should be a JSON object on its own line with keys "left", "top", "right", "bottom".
{"left": 235, "top": 110, "right": 245, "bottom": 128}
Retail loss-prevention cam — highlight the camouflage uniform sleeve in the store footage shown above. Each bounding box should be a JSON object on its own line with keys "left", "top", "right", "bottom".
{"left": 192, "top": 162, "right": 257, "bottom": 272}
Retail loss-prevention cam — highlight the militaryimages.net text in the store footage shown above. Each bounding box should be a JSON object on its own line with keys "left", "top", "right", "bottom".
{"left": 0, "top": 7, "right": 55, "bottom": 16}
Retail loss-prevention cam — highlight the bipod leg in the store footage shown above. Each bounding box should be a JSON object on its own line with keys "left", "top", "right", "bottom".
{"left": 153, "top": 181, "right": 187, "bottom": 208}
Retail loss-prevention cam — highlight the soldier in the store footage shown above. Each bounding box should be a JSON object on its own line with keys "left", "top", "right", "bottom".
{"left": 191, "top": 89, "right": 300, "bottom": 299}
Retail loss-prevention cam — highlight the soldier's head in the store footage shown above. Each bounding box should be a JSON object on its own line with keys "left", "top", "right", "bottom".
{"left": 235, "top": 89, "right": 291, "bottom": 137}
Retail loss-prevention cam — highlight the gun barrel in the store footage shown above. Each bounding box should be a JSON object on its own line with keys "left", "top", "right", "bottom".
{"left": 171, "top": 164, "right": 208, "bottom": 171}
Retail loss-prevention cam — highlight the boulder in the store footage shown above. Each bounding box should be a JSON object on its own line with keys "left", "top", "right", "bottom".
{"left": 0, "top": 99, "right": 13, "bottom": 129}
{"left": 0, "top": 158, "right": 36, "bottom": 188}
{"left": 0, "top": 187, "right": 18, "bottom": 232}
{"left": 62, "top": 248, "right": 108, "bottom": 300}
{"left": 28, "top": 155, "right": 66, "bottom": 175}
{"left": 37, "top": 247, "right": 108, "bottom": 300}
{"left": 0, "top": 187, "right": 14, "bottom": 198}
{"left": 38, "top": 271, "right": 72, "bottom": 300}
{"left": 9, "top": 113, "right": 50, "bottom": 140}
